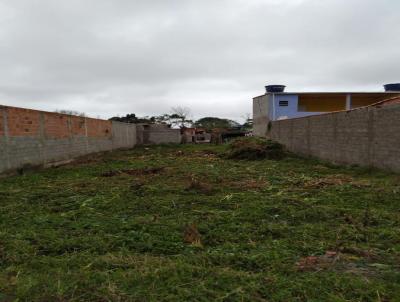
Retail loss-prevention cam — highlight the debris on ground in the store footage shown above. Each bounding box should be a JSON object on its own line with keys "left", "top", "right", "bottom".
{"left": 224, "top": 137, "right": 286, "bottom": 160}
{"left": 183, "top": 223, "right": 202, "bottom": 247}
{"left": 339, "top": 246, "right": 379, "bottom": 260}
{"left": 185, "top": 175, "right": 214, "bottom": 195}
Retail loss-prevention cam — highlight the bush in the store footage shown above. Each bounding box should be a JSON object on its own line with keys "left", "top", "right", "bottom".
{"left": 224, "top": 137, "right": 286, "bottom": 160}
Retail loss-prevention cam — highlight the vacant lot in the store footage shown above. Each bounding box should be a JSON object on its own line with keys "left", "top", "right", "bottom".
{"left": 0, "top": 144, "right": 399, "bottom": 301}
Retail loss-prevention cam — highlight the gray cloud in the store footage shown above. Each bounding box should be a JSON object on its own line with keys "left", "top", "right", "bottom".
{"left": 0, "top": 0, "right": 399, "bottom": 121}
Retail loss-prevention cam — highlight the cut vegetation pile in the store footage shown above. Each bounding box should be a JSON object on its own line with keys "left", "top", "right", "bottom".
{"left": 0, "top": 144, "right": 399, "bottom": 301}
{"left": 224, "top": 137, "right": 286, "bottom": 160}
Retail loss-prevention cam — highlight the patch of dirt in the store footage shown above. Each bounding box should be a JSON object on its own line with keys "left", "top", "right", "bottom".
{"left": 296, "top": 251, "right": 339, "bottom": 272}
{"left": 101, "top": 167, "right": 165, "bottom": 177}
{"left": 183, "top": 223, "right": 202, "bottom": 247}
{"left": 296, "top": 249, "right": 389, "bottom": 277}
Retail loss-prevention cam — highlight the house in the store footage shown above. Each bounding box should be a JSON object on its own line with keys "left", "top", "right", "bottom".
{"left": 194, "top": 128, "right": 211, "bottom": 143}
{"left": 253, "top": 84, "right": 400, "bottom": 137}
{"left": 182, "top": 128, "right": 211, "bottom": 143}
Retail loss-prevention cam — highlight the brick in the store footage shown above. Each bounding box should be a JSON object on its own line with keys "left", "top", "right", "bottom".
{"left": 7, "top": 107, "right": 40, "bottom": 137}
{"left": 86, "top": 118, "right": 112, "bottom": 138}
{"left": 44, "top": 112, "right": 70, "bottom": 139}
{"left": 70, "top": 116, "right": 86, "bottom": 136}
{"left": 0, "top": 105, "right": 138, "bottom": 174}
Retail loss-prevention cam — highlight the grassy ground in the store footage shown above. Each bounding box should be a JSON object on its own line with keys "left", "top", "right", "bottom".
{"left": 0, "top": 144, "right": 400, "bottom": 301}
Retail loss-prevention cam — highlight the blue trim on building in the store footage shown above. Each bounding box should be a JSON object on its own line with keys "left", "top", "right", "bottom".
{"left": 269, "top": 94, "right": 323, "bottom": 120}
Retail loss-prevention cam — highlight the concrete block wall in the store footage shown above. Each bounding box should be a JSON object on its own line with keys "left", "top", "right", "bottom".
{"left": 143, "top": 129, "right": 182, "bottom": 144}
{"left": 253, "top": 95, "right": 270, "bottom": 137}
{"left": 0, "top": 105, "right": 136, "bottom": 174}
{"left": 136, "top": 124, "right": 182, "bottom": 145}
{"left": 268, "top": 103, "right": 400, "bottom": 172}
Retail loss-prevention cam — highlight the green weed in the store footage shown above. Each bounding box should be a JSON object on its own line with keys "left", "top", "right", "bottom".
{"left": 0, "top": 144, "right": 399, "bottom": 301}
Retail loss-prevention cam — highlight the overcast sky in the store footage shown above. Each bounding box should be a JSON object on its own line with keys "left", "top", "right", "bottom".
{"left": 0, "top": 0, "right": 399, "bottom": 121}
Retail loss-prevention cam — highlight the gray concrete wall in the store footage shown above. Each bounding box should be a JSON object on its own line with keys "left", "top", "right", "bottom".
{"left": 0, "top": 106, "right": 137, "bottom": 175}
{"left": 136, "top": 124, "right": 182, "bottom": 145}
{"left": 111, "top": 121, "right": 137, "bottom": 150}
{"left": 253, "top": 95, "right": 270, "bottom": 137}
{"left": 144, "top": 129, "right": 181, "bottom": 144}
{"left": 268, "top": 103, "right": 400, "bottom": 172}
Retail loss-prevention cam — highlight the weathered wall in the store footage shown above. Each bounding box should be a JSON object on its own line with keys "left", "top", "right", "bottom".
{"left": 0, "top": 105, "right": 136, "bottom": 174}
{"left": 143, "top": 129, "right": 181, "bottom": 144}
{"left": 253, "top": 94, "right": 323, "bottom": 136}
{"left": 253, "top": 95, "right": 269, "bottom": 137}
{"left": 268, "top": 103, "right": 400, "bottom": 172}
{"left": 136, "top": 124, "right": 182, "bottom": 145}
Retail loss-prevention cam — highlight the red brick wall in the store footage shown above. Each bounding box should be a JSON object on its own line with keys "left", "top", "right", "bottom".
{"left": 86, "top": 117, "right": 112, "bottom": 138}
{"left": 7, "top": 107, "right": 40, "bottom": 137}
{"left": 44, "top": 112, "right": 70, "bottom": 139}
{"left": 0, "top": 105, "right": 137, "bottom": 175}
{"left": 70, "top": 116, "right": 86, "bottom": 136}
{"left": 1, "top": 106, "right": 113, "bottom": 139}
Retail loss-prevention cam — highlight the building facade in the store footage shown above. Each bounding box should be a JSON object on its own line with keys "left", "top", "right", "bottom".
{"left": 253, "top": 85, "right": 400, "bottom": 137}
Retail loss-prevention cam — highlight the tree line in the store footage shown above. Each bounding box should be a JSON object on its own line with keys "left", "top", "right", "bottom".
{"left": 109, "top": 106, "right": 252, "bottom": 131}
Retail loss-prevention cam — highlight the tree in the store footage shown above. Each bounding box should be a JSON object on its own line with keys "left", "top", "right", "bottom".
{"left": 108, "top": 107, "right": 194, "bottom": 128}
{"left": 194, "top": 117, "right": 240, "bottom": 130}
{"left": 170, "top": 106, "right": 193, "bottom": 128}
{"left": 56, "top": 110, "right": 85, "bottom": 117}
{"left": 109, "top": 114, "right": 165, "bottom": 124}
{"left": 241, "top": 113, "right": 253, "bottom": 131}
{"left": 109, "top": 113, "right": 140, "bottom": 123}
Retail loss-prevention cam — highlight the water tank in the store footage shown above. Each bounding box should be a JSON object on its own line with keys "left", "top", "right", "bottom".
{"left": 265, "top": 85, "right": 286, "bottom": 93}
{"left": 384, "top": 83, "right": 400, "bottom": 92}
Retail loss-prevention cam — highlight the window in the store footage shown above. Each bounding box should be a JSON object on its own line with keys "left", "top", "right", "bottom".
{"left": 279, "top": 100, "right": 288, "bottom": 107}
